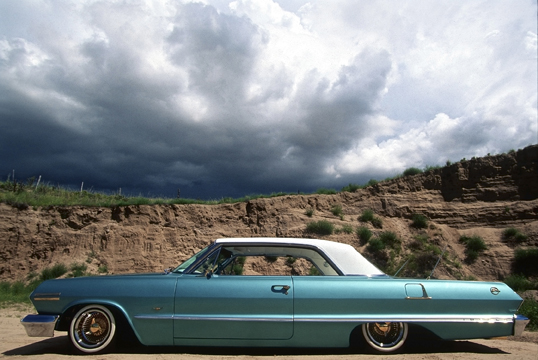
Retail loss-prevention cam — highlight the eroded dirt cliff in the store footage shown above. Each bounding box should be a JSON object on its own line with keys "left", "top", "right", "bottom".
{"left": 0, "top": 145, "right": 536, "bottom": 281}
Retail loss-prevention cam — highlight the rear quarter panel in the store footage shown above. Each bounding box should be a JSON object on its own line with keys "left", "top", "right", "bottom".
{"left": 291, "top": 276, "right": 522, "bottom": 344}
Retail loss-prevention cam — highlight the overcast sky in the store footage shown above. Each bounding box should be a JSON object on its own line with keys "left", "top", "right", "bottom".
{"left": 1, "top": 0, "right": 536, "bottom": 199}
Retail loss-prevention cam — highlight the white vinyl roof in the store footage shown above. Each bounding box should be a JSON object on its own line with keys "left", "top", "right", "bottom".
{"left": 214, "top": 238, "right": 385, "bottom": 276}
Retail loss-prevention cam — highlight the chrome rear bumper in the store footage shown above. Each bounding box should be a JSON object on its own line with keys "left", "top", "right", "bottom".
{"left": 513, "top": 314, "right": 530, "bottom": 336}
{"left": 21, "top": 315, "right": 59, "bottom": 337}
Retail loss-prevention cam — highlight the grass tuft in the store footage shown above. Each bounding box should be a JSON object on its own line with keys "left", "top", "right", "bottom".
{"left": 306, "top": 220, "right": 334, "bottom": 235}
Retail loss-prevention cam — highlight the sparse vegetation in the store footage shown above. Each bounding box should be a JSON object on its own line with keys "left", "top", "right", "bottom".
{"left": 315, "top": 188, "right": 337, "bottom": 195}
{"left": 367, "top": 238, "right": 385, "bottom": 253}
{"left": 69, "top": 263, "right": 88, "bottom": 278}
{"left": 356, "top": 226, "right": 372, "bottom": 245}
{"left": 358, "top": 209, "right": 383, "bottom": 228}
{"left": 341, "top": 183, "right": 361, "bottom": 192}
{"left": 504, "top": 274, "right": 536, "bottom": 292}
{"left": 411, "top": 214, "right": 428, "bottom": 229}
{"left": 337, "top": 224, "right": 353, "bottom": 234}
{"left": 502, "top": 227, "right": 528, "bottom": 244}
{"left": 519, "top": 298, "right": 538, "bottom": 331}
{"left": 39, "top": 263, "right": 68, "bottom": 281}
{"left": 305, "top": 207, "right": 314, "bottom": 217}
{"left": 370, "top": 217, "right": 383, "bottom": 229}
{"left": 512, "top": 248, "right": 538, "bottom": 276}
{"left": 359, "top": 209, "right": 374, "bottom": 222}
{"left": 306, "top": 220, "right": 334, "bottom": 235}
{"left": 459, "top": 235, "right": 487, "bottom": 264}
{"left": 331, "top": 204, "right": 343, "bottom": 219}
{"left": 286, "top": 256, "right": 296, "bottom": 265}
{"left": 403, "top": 167, "right": 423, "bottom": 176}
{"left": 0, "top": 281, "right": 36, "bottom": 304}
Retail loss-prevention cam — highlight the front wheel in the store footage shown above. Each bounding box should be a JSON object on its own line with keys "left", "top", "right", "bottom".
{"left": 69, "top": 305, "right": 116, "bottom": 354}
{"left": 362, "top": 322, "right": 408, "bottom": 352}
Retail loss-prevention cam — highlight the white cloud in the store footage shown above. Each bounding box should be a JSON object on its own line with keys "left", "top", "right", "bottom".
{"left": 0, "top": 0, "right": 535, "bottom": 198}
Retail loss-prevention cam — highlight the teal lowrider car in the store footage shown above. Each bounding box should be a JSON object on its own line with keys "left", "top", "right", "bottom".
{"left": 21, "top": 238, "right": 529, "bottom": 354}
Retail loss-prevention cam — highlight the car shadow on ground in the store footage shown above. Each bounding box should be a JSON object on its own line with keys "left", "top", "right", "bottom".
{"left": 3, "top": 336, "right": 508, "bottom": 356}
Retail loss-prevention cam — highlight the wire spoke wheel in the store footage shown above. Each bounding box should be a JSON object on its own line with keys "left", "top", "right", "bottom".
{"left": 362, "top": 322, "right": 408, "bottom": 352}
{"left": 69, "top": 305, "right": 116, "bottom": 354}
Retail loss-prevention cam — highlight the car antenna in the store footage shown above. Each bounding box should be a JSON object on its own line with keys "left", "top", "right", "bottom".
{"left": 427, "top": 243, "right": 448, "bottom": 280}
{"left": 393, "top": 258, "right": 410, "bottom": 277}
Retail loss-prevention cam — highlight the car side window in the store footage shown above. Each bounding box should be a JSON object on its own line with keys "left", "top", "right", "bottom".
{"left": 190, "top": 245, "right": 338, "bottom": 276}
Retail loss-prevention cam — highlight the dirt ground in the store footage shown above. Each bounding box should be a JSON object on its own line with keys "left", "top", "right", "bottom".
{"left": 2, "top": 306, "right": 537, "bottom": 360}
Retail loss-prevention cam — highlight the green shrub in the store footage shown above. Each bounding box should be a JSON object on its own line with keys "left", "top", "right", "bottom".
{"left": 379, "top": 231, "right": 400, "bottom": 248}
{"left": 315, "top": 188, "right": 337, "bottom": 195}
{"left": 331, "top": 204, "right": 343, "bottom": 217}
{"left": 504, "top": 274, "right": 535, "bottom": 292}
{"left": 367, "top": 238, "right": 385, "bottom": 253}
{"left": 461, "top": 236, "right": 487, "bottom": 252}
{"left": 305, "top": 208, "right": 314, "bottom": 217}
{"left": 411, "top": 214, "right": 428, "bottom": 229}
{"left": 513, "top": 248, "right": 538, "bottom": 276}
{"left": 459, "top": 236, "right": 487, "bottom": 264}
{"left": 341, "top": 183, "right": 361, "bottom": 192}
{"left": 503, "top": 228, "right": 528, "bottom": 243}
{"left": 503, "top": 228, "right": 519, "bottom": 238}
{"left": 371, "top": 217, "right": 383, "bottom": 229}
{"left": 403, "top": 167, "right": 423, "bottom": 176}
{"left": 465, "top": 250, "right": 480, "bottom": 263}
{"left": 366, "top": 179, "right": 378, "bottom": 187}
{"left": 340, "top": 224, "right": 353, "bottom": 234}
{"left": 359, "top": 209, "right": 374, "bottom": 222}
{"left": 69, "top": 263, "right": 88, "bottom": 278}
{"left": 286, "top": 256, "right": 296, "bottom": 265}
{"left": 424, "top": 165, "right": 441, "bottom": 172}
{"left": 306, "top": 220, "right": 334, "bottom": 235}
{"left": 413, "top": 253, "right": 438, "bottom": 276}
{"left": 0, "top": 281, "right": 35, "bottom": 303}
{"left": 98, "top": 265, "right": 108, "bottom": 274}
{"left": 518, "top": 297, "right": 538, "bottom": 331}
{"left": 39, "top": 263, "right": 68, "bottom": 281}
{"left": 356, "top": 226, "right": 373, "bottom": 245}
{"left": 232, "top": 263, "right": 244, "bottom": 275}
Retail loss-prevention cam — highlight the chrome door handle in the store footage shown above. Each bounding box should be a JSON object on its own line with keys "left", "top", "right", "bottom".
{"left": 271, "top": 285, "right": 290, "bottom": 295}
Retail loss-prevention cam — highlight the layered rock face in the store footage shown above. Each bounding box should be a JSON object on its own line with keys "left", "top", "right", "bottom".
{"left": 0, "top": 145, "right": 536, "bottom": 281}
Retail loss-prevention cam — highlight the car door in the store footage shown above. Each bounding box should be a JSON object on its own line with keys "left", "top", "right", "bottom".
{"left": 173, "top": 274, "right": 294, "bottom": 340}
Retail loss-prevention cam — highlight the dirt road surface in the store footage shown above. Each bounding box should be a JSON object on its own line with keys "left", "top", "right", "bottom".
{"left": 2, "top": 306, "right": 537, "bottom": 360}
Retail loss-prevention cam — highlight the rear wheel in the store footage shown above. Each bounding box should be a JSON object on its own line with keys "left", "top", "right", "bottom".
{"left": 69, "top": 305, "right": 116, "bottom": 354}
{"left": 362, "top": 322, "right": 408, "bottom": 352}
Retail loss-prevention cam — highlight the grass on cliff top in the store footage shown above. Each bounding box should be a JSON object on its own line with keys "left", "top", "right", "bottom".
{"left": 0, "top": 159, "right": 456, "bottom": 208}
{"left": 0, "top": 181, "right": 304, "bottom": 208}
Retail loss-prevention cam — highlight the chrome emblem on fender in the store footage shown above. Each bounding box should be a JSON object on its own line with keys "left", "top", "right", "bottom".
{"left": 490, "top": 287, "right": 500, "bottom": 295}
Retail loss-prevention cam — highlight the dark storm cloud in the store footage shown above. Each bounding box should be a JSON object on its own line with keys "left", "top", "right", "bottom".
{"left": 0, "top": 1, "right": 536, "bottom": 199}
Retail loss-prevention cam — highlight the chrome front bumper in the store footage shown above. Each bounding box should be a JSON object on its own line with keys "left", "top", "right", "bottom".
{"left": 513, "top": 314, "right": 530, "bottom": 336}
{"left": 21, "top": 315, "right": 59, "bottom": 337}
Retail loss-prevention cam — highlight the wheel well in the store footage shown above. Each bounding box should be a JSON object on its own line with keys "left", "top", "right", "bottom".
{"left": 349, "top": 325, "right": 365, "bottom": 348}
{"left": 57, "top": 303, "right": 136, "bottom": 344}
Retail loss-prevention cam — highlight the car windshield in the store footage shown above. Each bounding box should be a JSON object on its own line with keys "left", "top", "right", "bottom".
{"left": 172, "top": 245, "right": 211, "bottom": 273}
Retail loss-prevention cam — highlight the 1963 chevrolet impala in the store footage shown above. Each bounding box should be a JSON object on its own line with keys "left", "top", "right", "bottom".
{"left": 22, "top": 237, "right": 529, "bottom": 354}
